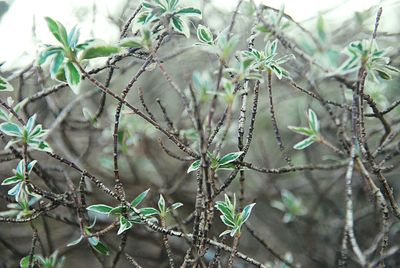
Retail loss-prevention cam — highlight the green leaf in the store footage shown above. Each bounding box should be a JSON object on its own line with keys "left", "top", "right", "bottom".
{"left": 268, "top": 39, "right": 278, "bottom": 56}
{"left": 87, "top": 204, "right": 113, "bottom": 214}
{"left": 176, "top": 7, "right": 202, "bottom": 17}
{"left": 27, "top": 160, "right": 37, "bottom": 174}
{"left": 218, "top": 151, "right": 243, "bottom": 167}
{"left": 131, "top": 188, "right": 150, "bottom": 207}
{"left": 80, "top": 45, "right": 120, "bottom": 60}
{"left": 293, "top": 136, "right": 315, "bottom": 150}
{"left": 196, "top": 24, "right": 213, "bottom": 45}
{"left": 109, "top": 206, "right": 123, "bottom": 215}
{"left": 216, "top": 203, "right": 234, "bottom": 225}
{"left": 38, "top": 47, "right": 64, "bottom": 66}
{"left": 119, "top": 38, "right": 142, "bottom": 49}
{"left": 16, "top": 159, "right": 24, "bottom": 175}
{"left": 117, "top": 216, "right": 133, "bottom": 235}
{"left": 240, "top": 203, "right": 256, "bottom": 223}
{"left": 0, "top": 122, "right": 22, "bottom": 137}
{"left": 88, "top": 236, "right": 99, "bottom": 246}
{"left": 139, "top": 207, "right": 159, "bottom": 216}
{"left": 288, "top": 126, "right": 314, "bottom": 136}
{"left": 8, "top": 183, "right": 22, "bottom": 198}
{"left": 217, "top": 163, "right": 249, "bottom": 171}
{"left": 50, "top": 51, "right": 65, "bottom": 79}
{"left": 29, "top": 125, "right": 45, "bottom": 139}
{"left": 308, "top": 109, "right": 319, "bottom": 133}
{"left": 316, "top": 15, "right": 326, "bottom": 42}
{"left": 270, "top": 65, "right": 283, "bottom": 79}
{"left": 32, "top": 141, "right": 52, "bottom": 152}
{"left": 142, "top": 1, "right": 155, "bottom": 9}
{"left": 55, "top": 66, "right": 67, "bottom": 82}
{"left": 44, "top": 17, "right": 68, "bottom": 47}
{"left": 0, "top": 76, "right": 14, "bottom": 92}
{"left": 67, "top": 235, "right": 83, "bottom": 247}
{"left": 68, "top": 26, "right": 80, "bottom": 49}
{"left": 187, "top": 159, "right": 201, "bottom": 173}
{"left": 25, "top": 114, "right": 37, "bottom": 134}
{"left": 168, "top": 0, "right": 178, "bottom": 10}
{"left": 92, "top": 240, "right": 109, "bottom": 255}
{"left": 219, "top": 229, "right": 232, "bottom": 237}
{"left": 64, "top": 61, "right": 81, "bottom": 94}
{"left": 20, "top": 255, "right": 39, "bottom": 268}
{"left": 220, "top": 215, "right": 235, "bottom": 227}
{"left": 171, "top": 16, "right": 190, "bottom": 38}
{"left": 170, "top": 202, "right": 183, "bottom": 210}
{"left": 2, "top": 176, "right": 21, "bottom": 185}
{"left": 0, "top": 108, "right": 8, "bottom": 121}
{"left": 377, "top": 70, "right": 391, "bottom": 80}
{"left": 158, "top": 194, "right": 166, "bottom": 214}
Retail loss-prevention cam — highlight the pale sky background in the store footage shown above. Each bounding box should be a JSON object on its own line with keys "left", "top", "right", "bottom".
{"left": 0, "top": 0, "right": 395, "bottom": 72}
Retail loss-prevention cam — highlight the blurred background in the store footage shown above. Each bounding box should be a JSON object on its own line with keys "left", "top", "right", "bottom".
{"left": 0, "top": 0, "right": 400, "bottom": 267}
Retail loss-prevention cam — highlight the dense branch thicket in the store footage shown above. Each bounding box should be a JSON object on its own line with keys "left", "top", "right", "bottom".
{"left": 0, "top": 0, "right": 400, "bottom": 267}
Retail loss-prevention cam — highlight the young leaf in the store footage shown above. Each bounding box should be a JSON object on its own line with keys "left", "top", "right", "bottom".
{"left": 80, "top": 46, "right": 120, "bottom": 60}
{"left": 117, "top": 216, "right": 133, "bottom": 235}
{"left": 33, "top": 141, "right": 52, "bottom": 152}
{"left": 219, "top": 229, "right": 232, "bottom": 237}
{"left": 139, "top": 207, "right": 159, "bottom": 216}
{"left": 27, "top": 160, "right": 37, "bottom": 174}
{"left": 119, "top": 38, "right": 142, "bottom": 49}
{"left": 170, "top": 202, "right": 183, "bottom": 210}
{"left": 0, "top": 122, "right": 22, "bottom": 137}
{"left": 88, "top": 236, "right": 99, "bottom": 246}
{"left": 64, "top": 61, "right": 81, "bottom": 94}
{"left": 131, "top": 188, "right": 150, "bottom": 207}
{"left": 44, "top": 17, "right": 68, "bottom": 47}
{"left": 109, "top": 206, "right": 123, "bottom": 215}
{"left": 0, "top": 76, "right": 14, "bottom": 92}
{"left": 92, "top": 240, "right": 109, "bottom": 255}
{"left": 317, "top": 15, "right": 326, "bottom": 42}
{"left": 240, "top": 203, "right": 256, "bottom": 223}
{"left": 288, "top": 126, "right": 314, "bottom": 136}
{"left": 25, "top": 114, "right": 37, "bottom": 134}
{"left": 187, "top": 159, "right": 200, "bottom": 173}
{"left": 50, "top": 52, "right": 65, "bottom": 78}
{"left": 67, "top": 235, "right": 83, "bottom": 247}
{"left": 2, "top": 176, "right": 21, "bottom": 185}
{"left": 218, "top": 151, "right": 243, "bottom": 167}
{"left": 308, "top": 109, "right": 319, "bottom": 133}
{"left": 16, "top": 159, "right": 24, "bottom": 175}
{"left": 171, "top": 16, "right": 190, "bottom": 38}
{"left": 68, "top": 26, "right": 80, "bottom": 49}
{"left": 87, "top": 204, "right": 113, "bottom": 214}
{"left": 293, "top": 136, "right": 315, "bottom": 150}
{"left": 20, "top": 255, "right": 39, "bottom": 268}
{"left": 38, "top": 47, "right": 63, "bottom": 65}
{"left": 176, "top": 7, "right": 202, "bottom": 17}
{"left": 158, "top": 194, "right": 166, "bottom": 214}
{"left": 196, "top": 24, "right": 213, "bottom": 45}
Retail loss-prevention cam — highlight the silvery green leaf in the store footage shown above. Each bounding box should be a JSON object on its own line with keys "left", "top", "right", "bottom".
{"left": 187, "top": 159, "right": 200, "bottom": 173}
{"left": 0, "top": 76, "right": 14, "bottom": 92}
{"left": 67, "top": 235, "right": 83, "bottom": 247}
{"left": 307, "top": 109, "right": 319, "bottom": 133}
{"left": 171, "top": 16, "right": 190, "bottom": 38}
{"left": 288, "top": 126, "right": 314, "bottom": 136}
{"left": 293, "top": 136, "right": 315, "bottom": 150}
{"left": 158, "top": 194, "right": 166, "bottom": 214}
{"left": 218, "top": 151, "right": 243, "bottom": 166}
{"left": 241, "top": 203, "right": 256, "bottom": 223}
{"left": 131, "top": 188, "right": 150, "bottom": 207}
{"left": 87, "top": 204, "right": 113, "bottom": 214}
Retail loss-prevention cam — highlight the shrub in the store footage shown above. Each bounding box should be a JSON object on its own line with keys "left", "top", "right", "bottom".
{"left": 0, "top": 0, "right": 399, "bottom": 267}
